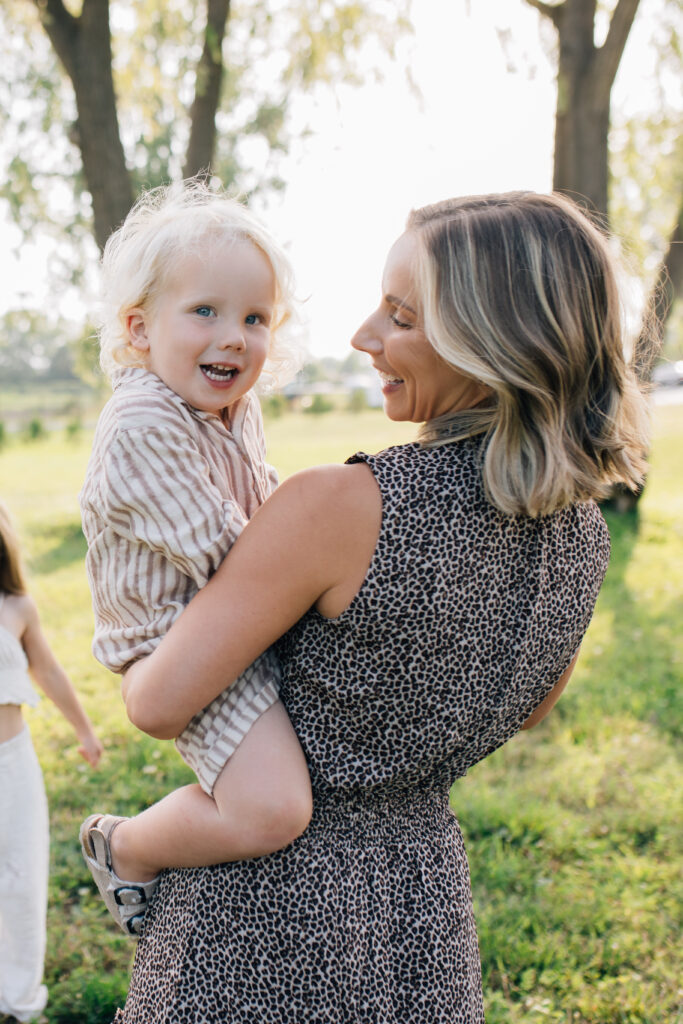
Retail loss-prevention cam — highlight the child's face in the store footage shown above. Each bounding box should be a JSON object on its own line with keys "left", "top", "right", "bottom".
{"left": 127, "top": 238, "right": 275, "bottom": 414}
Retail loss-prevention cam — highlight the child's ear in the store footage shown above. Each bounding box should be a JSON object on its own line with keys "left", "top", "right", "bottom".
{"left": 126, "top": 310, "right": 150, "bottom": 353}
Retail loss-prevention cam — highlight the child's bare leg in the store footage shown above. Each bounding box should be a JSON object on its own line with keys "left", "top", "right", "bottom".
{"left": 110, "top": 699, "right": 311, "bottom": 883}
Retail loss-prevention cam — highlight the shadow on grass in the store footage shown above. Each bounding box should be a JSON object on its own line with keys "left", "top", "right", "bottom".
{"left": 28, "top": 520, "right": 88, "bottom": 575}
{"left": 592, "top": 505, "right": 681, "bottom": 741}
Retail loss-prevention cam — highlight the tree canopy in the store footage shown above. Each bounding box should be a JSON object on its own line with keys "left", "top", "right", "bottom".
{"left": 1, "top": 0, "right": 411, "bottom": 258}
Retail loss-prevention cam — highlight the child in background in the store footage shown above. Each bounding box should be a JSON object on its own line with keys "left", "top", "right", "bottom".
{"left": 0, "top": 501, "right": 102, "bottom": 1022}
{"left": 79, "top": 180, "right": 311, "bottom": 938}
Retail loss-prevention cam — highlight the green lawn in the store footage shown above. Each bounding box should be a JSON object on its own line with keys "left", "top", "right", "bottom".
{"left": 0, "top": 404, "right": 680, "bottom": 1023}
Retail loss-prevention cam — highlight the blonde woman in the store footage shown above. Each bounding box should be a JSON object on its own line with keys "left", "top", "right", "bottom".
{"left": 114, "top": 192, "right": 648, "bottom": 1023}
{"left": 0, "top": 502, "right": 102, "bottom": 1022}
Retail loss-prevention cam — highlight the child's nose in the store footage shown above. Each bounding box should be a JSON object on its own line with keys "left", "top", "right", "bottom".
{"left": 219, "top": 324, "right": 247, "bottom": 351}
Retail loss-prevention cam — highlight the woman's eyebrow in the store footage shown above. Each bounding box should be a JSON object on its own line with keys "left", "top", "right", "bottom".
{"left": 384, "top": 293, "right": 417, "bottom": 315}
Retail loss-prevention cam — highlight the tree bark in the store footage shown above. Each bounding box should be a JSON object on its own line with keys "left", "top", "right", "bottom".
{"left": 529, "top": 0, "right": 641, "bottom": 219}
{"left": 34, "top": 0, "right": 134, "bottom": 250}
{"left": 182, "top": 0, "right": 231, "bottom": 179}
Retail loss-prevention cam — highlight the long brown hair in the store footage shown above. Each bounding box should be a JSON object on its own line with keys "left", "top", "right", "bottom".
{"left": 410, "top": 191, "right": 650, "bottom": 517}
{"left": 0, "top": 501, "right": 28, "bottom": 595}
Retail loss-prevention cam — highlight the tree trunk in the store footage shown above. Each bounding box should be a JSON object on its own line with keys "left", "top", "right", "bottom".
{"left": 634, "top": 197, "right": 683, "bottom": 383}
{"left": 526, "top": 0, "right": 655, "bottom": 512}
{"left": 528, "top": 0, "right": 641, "bottom": 220}
{"left": 34, "top": 0, "right": 134, "bottom": 250}
{"left": 552, "top": 0, "right": 607, "bottom": 216}
{"left": 182, "top": 0, "right": 232, "bottom": 179}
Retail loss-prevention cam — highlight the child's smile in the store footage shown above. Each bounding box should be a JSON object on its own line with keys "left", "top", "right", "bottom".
{"left": 201, "top": 364, "right": 238, "bottom": 382}
{"left": 127, "top": 238, "right": 275, "bottom": 415}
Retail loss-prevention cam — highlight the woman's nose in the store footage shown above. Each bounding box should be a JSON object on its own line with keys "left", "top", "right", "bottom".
{"left": 351, "top": 314, "right": 383, "bottom": 356}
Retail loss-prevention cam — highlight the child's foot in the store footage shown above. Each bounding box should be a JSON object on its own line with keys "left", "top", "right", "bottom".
{"left": 79, "top": 813, "right": 159, "bottom": 938}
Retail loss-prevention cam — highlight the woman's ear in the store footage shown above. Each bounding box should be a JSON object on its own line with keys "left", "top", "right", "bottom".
{"left": 126, "top": 309, "right": 150, "bottom": 353}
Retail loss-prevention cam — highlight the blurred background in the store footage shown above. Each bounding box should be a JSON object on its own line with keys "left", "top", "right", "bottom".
{"left": 0, "top": 0, "right": 681, "bottom": 428}
{"left": 0, "top": 4, "right": 681, "bottom": 1022}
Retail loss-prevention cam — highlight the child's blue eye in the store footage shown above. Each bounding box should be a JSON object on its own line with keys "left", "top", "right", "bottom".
{"left": 245, "top": 314, "right": 262, "bottom": 325}
{"left": 195, "top": 306, "right": 215, "bottom": 318}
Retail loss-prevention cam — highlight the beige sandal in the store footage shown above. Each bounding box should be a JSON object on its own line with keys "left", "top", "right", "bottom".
{"left": 79, "top": 813, "right": 159, "bottom": 938}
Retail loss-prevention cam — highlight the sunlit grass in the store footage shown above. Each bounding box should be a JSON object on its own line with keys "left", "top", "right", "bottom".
{"left": 0, "top": 403, "right": 680, "bottom": 1022}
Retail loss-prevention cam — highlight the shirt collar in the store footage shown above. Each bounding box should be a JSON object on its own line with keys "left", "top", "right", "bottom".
{"left": 111, "top": 366, "right": 235, "bottom": 429}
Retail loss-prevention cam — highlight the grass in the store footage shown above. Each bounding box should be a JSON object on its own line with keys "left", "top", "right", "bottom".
{"left": 0, "top": 404, "right": 680, "bottom": 1023}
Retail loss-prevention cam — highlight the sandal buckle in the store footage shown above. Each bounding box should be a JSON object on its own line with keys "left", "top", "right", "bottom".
{"left": 114, "top": 885, "right": 147, "bottom": 906}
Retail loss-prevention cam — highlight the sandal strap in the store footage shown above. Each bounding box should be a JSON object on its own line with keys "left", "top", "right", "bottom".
{"left": 87, "top": 814, "right": 126, "bottom": 871}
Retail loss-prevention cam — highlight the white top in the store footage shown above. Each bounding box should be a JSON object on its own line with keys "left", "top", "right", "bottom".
{"left": 80, "top": 367, "right": 278, "bottom": 673}
{"left": 0, "top": 594, "right": 39, "bottom": 707}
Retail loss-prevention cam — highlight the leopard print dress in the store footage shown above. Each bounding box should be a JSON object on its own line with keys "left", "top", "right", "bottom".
{"left": 113, "top": 438, "right": 610, "bottom": 1024}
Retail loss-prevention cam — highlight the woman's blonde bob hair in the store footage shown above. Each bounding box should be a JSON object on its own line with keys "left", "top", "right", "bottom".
{"left": 410, "top": 191, "right": 650, "bottom": 517}
{"left": 0, "top": 501, "right": 28, "bottom": 595}
{"left": 97, "top": 178, "right": 303, "bottom": 389}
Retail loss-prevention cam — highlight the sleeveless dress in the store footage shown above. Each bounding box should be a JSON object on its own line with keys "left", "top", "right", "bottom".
{"left": 113, "top": 439, "right": 610, "bottom": 1024}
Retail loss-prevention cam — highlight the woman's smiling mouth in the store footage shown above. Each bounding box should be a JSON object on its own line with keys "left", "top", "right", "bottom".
{"left": 377, "top": 370, "right": 403, "bottom": 389}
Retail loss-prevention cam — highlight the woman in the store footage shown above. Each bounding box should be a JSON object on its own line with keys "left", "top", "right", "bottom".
{"left": 115, "top": 192, "right": 648, "bottom": 1022}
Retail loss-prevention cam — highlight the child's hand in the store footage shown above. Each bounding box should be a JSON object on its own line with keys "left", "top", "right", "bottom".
{"left": 78, "top": 730, "right": 104, "bottom": 768}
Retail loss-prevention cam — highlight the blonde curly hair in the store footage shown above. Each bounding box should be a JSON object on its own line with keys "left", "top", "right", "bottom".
{"left": 96, "top": 178, "right": 304, "bottom": 390}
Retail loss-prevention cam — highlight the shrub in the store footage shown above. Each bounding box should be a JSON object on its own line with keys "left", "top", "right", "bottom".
{"left": 303, "top": 394, "right": 334, "bottom": 415}
{"left": 347, "top": 388, "right": 368, "bottom": 413}
{"left": 261, "top": 394, "right": 288, "bottom": 419}
{"left": 65, "top": 417, "right": 83, "bottom": 442}
{"left": 24, "top": 417, "right": 46, "bottom": 441}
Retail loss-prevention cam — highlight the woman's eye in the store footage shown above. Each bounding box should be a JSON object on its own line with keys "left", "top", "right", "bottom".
{"left": 194, "top": 306, "right": 215, "bottom": 318}
{"left": 390, "top": 313, "right": 412, "bottom": 330}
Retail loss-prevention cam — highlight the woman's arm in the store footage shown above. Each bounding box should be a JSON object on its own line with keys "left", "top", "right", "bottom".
{"left": 123, "top": 461, "right": 382, "bottom": 740}
{"left": 520, "top": 648, "right": 581, "bottom": 730}
{"left": 20, "top": 595, "right": 103, "bottom": 766}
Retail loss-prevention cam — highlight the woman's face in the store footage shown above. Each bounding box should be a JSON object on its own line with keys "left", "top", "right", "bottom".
{"left": 351, "top": 232, "right": 489, "bottom": 423}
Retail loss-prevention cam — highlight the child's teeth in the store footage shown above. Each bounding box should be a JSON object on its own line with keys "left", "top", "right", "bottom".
{"left": 204, "top": 365, "right": 236, "bottom": 381}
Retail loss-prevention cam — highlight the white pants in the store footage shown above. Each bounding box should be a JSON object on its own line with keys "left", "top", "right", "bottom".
{"left": 0, "top": 725, "right": 49, "bottom": 1022}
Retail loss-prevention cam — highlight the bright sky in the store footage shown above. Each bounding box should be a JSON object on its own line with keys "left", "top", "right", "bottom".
{"left": 0, "top": 0, "right": 670, "bottom": 360}
{"left": 261, "top": 0, "right": 557, "bottom": 357}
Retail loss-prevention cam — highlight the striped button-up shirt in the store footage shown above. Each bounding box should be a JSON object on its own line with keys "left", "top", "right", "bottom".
{"left": 80, "top": 367, "right": 278, "bottom": 674}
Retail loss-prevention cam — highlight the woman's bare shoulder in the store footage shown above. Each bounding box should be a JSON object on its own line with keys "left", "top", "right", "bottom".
{"left": 262, "top": 461, "right": 380, "bottom": 538}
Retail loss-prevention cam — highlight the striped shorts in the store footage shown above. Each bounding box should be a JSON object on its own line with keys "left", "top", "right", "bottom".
{"left": 174, "top": 648, "right": 281, "bottom": 795}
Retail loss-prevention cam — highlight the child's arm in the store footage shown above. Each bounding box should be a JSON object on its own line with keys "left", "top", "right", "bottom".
{"left": 101, "top": 421, "right": 249, "bottom": 590}
{"left": 19, "top": 595, "right": 103, "bottom": 767}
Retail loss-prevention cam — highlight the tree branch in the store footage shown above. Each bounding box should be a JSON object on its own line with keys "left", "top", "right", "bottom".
{"left": 32, "top": 0, "right": 79, "bottom": 82}
{"left": 183, "top": 0, "right": 231, "bottom": 178}
{"left": 524, "top": 0, "right": 564, "bottom": 29}
{"left": 591, "top": 0, "right": 641, "bottom": 100}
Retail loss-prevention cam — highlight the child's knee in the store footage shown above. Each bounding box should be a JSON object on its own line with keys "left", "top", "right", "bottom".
{"left": 213, "top": 748, "right": 312, "bottom": 855}
{"left": 253, "top": 783, "right": 312, "bottom": 850}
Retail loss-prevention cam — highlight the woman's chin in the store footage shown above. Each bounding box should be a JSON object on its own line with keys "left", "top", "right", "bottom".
{"left": 383, "top": 404, "right": 408, "bottom": 423}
